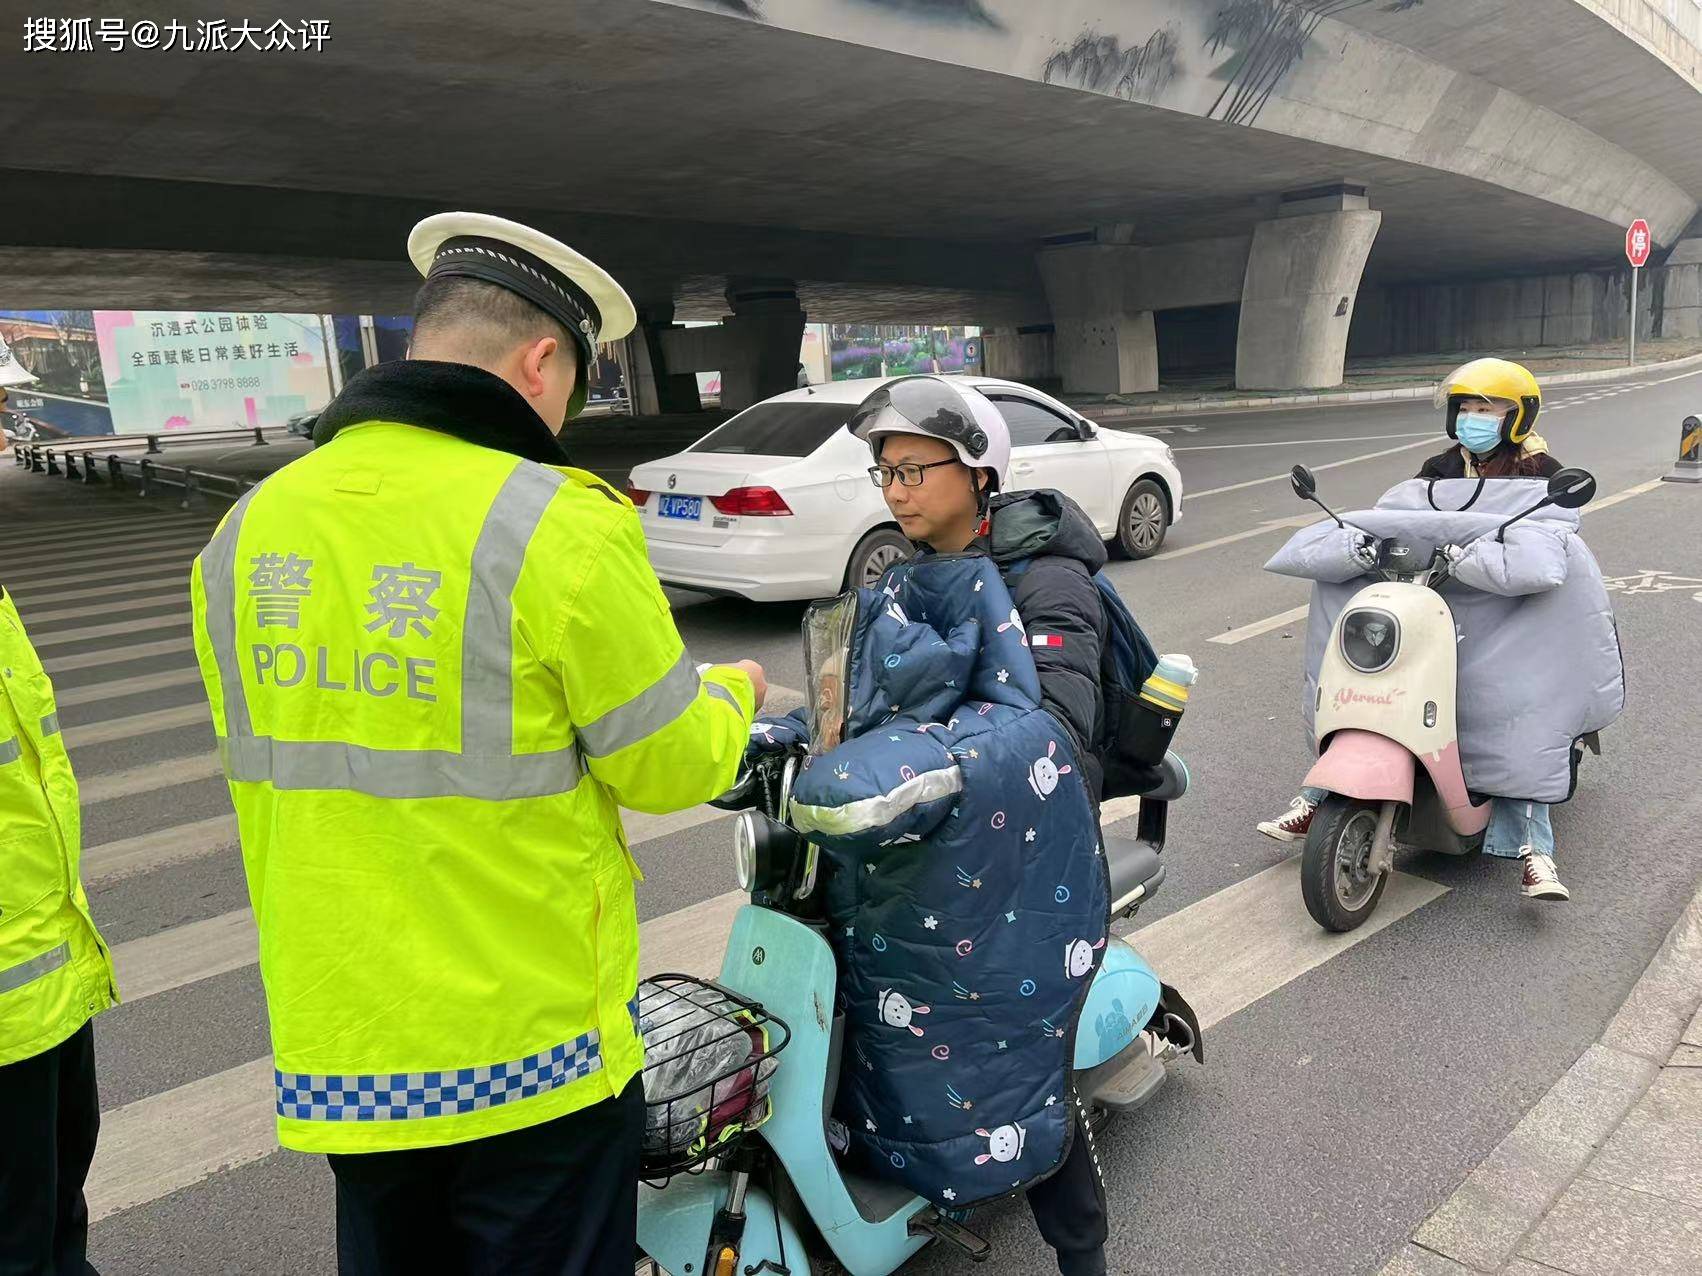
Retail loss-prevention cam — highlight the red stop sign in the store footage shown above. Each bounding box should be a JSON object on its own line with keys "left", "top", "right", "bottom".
{"left": 1626, "top": 218, "right": 1652, "bottom": 268}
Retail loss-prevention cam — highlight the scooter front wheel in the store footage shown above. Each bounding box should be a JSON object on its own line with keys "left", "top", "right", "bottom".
{"left": 1301, "top": 796, "right": 1388, "bottom": 932}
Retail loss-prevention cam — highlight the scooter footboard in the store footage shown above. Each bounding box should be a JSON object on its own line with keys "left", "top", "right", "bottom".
{"left": 1304, "top": 731, "right": 1415, "bottom": 803}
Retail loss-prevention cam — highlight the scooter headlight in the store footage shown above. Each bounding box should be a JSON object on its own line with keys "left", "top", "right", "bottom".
{"left": 1341, "top": 607, "right": 1400, "bottom": 674}
{"left": 734, "top": 812, "right": 758, "bottom": 892}
{"left": 732, "top": 810, "right": 798, "bottom": 896}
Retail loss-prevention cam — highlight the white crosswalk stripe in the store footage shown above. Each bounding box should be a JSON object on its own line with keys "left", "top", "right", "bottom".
{"left": 24, "top": 591, "right": 195, "bottom": 626}
{"left": 6, "top": 545, "right": 193, "bottom": 585}
{"left": 30, "top": 616, "right": 192, "bottom": 647}
{"left": 79, "top": 754, "right": 226, "bottom": 805}
{"left": 64, "top": 702, "right": 210, "bottom": 750}
{"left": 54, "top": 667, "right": 204, "bottom": 708}
{"left": 44, "top": 638, "right": 191, "bottom": 674}
{"left": 9, "top": 571, "right": 196, "bottom": 607}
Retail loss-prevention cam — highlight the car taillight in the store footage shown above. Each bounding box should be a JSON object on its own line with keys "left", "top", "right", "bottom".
{"left": 626, "top": 485, "right": 651, "bottom": 506}
{"left": 711, "top": 486, "right": 792, "bottom": 517}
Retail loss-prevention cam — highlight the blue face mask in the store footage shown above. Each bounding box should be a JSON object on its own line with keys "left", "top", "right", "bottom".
{"left": 1456, "top": 411, "right": 1505, "bottom": 456}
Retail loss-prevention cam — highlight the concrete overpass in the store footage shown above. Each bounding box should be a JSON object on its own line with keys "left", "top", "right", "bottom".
{"left": 3, "top": 0, "right": 1700, "bottom": 407}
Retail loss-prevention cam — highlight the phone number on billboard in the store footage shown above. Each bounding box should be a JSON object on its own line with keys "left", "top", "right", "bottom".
{"left": 183, "top": 377, "right": 263, "bottom": 391}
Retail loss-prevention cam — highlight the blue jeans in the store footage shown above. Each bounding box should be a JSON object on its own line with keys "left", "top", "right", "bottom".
{"left": 1300, "top": 787, "right": 1553, "bottom": 860}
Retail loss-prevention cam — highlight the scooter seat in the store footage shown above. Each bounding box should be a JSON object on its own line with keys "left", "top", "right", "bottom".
{"left": 1105, "top": 836, "right": 1165, "bottom": 912}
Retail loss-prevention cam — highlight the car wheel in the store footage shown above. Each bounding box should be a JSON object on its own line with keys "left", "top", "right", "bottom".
{"left": 1112, "top": 479, "right": 1169, "bottom": 560}
{"left": 844, "top": 527, "right": 913, "bottom": 591}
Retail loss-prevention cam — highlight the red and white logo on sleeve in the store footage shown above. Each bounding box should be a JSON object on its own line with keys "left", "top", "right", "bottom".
{"left": 1031, "top": 633, "right": 1064, "bottom": 649}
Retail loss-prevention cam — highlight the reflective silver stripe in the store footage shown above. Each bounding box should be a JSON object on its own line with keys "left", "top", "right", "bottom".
{"left": 705, "top": 681, "right": 741, "bottom": 714}
{"left": 791, "top": 766, "right": 964, "bottom": 837}
{"left": 0, "top": 942, "right": 70, "bottom": 995}
{"left": 206, "top": 463, "right": 577, "bottom": 800}
{"left": 461, "top": 465, "right": 567, "bottom": 755}
{"left": 578, "top": 650, "right": 703, "bottom": 758}
{"left": 0, "top": 736, "right": 18, "bottom": 766}
{"left": 39, "top": 712, "right": 59, "bottom": 738}
{"left": 221, "top": 736, "right": 581, "bottom": 800}
{"left": 201, "top": 487, "right": 265, "bottom": 738}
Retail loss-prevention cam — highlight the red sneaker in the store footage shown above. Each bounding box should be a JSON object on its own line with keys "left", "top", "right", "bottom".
{"left": 1257, "top": 795, "right": 1317, "bottom": 843}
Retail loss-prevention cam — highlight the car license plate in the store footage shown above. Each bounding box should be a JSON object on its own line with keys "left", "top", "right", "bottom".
{"left": 658, "top": 494, "right": 703, "bottom": 521}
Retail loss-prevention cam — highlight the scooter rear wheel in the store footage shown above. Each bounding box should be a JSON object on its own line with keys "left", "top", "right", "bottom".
{"left": 1301, "top": 796, "right": 1388, "bottom": 932}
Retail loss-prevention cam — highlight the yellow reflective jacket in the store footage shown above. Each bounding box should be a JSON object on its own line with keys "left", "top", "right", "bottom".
{"left": 190, "top": 420, "right": 754, "bottom": 1153}
{"left": 0, "top": 587, "right": 117, "bottom": 1067}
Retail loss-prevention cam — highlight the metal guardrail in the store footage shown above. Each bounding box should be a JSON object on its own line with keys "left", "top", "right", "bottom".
{"left": 10, "top": 427, "right": 286, "bottom": 507}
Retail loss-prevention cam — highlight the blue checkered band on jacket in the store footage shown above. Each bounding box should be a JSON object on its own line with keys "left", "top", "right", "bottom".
{"left": 275, "top": 1030, "right": 601, "bottom": 1122}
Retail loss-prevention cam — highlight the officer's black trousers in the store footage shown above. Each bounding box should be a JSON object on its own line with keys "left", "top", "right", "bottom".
{"left": 327, "top": 1078, "right": 643, "bottom": 1276}
{"left": 0, "top": 1021, "right": 101, "bottom": 1276}
{"left": 1026, "top": 1114, "right": 1110, "bottom": 1276}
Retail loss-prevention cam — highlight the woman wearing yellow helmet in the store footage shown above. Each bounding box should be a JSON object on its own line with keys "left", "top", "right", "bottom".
{"left": 1260, "top": 356, "right": 1571, "bottom": 901}
{"left": 1418, "top": 357, "right": 1563, "bottom": 481}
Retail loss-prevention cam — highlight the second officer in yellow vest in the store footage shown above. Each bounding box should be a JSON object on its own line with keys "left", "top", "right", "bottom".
{"left": 2, "top": 390, "right": 119, "bottom": 1276}
{"left": 190, "top": 213, "right": 765, "bottom": 1276}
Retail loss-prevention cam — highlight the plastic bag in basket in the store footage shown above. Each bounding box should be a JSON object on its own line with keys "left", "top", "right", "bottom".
{"left": 637, "top": 981, "right": 778, "bottom": 1159}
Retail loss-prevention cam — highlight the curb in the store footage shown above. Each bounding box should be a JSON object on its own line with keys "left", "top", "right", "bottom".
{"left": 1079, "top": 349, "right": 1702, "bottom": 422}
{"left": 1380, "top": 879, "right": 1702, "bottom": 1276}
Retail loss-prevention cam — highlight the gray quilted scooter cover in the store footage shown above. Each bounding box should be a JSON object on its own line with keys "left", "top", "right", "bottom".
{"left": 1265, "top": 478, "right": 1624, "bottom": 803}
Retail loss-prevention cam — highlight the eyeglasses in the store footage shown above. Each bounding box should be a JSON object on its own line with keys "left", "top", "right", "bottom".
{"left": 868, "top": 459, "right": 960, "bottom": 488}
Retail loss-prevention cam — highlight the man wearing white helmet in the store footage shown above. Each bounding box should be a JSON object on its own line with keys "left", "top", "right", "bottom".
{"left": 850, "top": 375, "right": 1114, "bottom": 1276}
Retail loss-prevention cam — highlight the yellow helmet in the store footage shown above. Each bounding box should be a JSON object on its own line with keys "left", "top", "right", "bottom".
{"left": 1434, "top": 357, "right": 1541, "bottom": 447}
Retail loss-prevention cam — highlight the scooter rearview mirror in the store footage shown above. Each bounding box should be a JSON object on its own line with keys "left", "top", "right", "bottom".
{"left": 1289, "top": 463, "right": 1345, "bottom": 527}
{"left": 1546, "top": 467, "right": 1596, "bottom": 510}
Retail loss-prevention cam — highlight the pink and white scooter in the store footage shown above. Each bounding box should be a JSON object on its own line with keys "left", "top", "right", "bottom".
{"left": 1285, "top": 464, "right": 1596, "bottom": 931}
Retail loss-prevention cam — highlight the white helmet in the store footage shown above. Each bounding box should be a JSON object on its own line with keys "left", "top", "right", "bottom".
{"left": 848, "top": 375, "right": 1010, "bottom": 494}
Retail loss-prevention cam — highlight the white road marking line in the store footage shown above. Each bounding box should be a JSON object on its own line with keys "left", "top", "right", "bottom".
{"left": 1208, "top": 603, "right": 1311, "bottom": 646}
{"left": 29, "top": 616, "right": 190, "bottom": 648}
{"left": 86, "top": 1058, "right": 279, "bottom": 1224}
{"left": 19, "top": 593, "right": 191, "bottom": 626}
{"left": 54, "top": 667, "right": 202, "bottom": 708}
{"left": 1211, "top": 475, "right": 1672, "bottom": 644}
{"left": 1153, "top": 513, "right": 1319, "bottom": 560}
{"left": 44, "top": 638, "right": 191, "bottom": 674}
{"left": 6, "top": 570, "right": 192, "bottom": 607}
{"left": 85, "top": 814, "right": 238, "bottom": 884}
{"left": 1583, "top": 476, "right": 1667, "bottom": 515}
{"left": 87, "top": 839, "right": 1450, "bottom": 1222}
{"left": 4, "top": 545, "right": 193, "bottom": 586}
{"left": 79, "top": 754, "right": 226, "bottom": 805}
{"left": 1125, "top": 856, "right": 1448, "bottom": 1031}
{"left": 1184, "top": 438, "right": 1439, "bottom": 501}
{"left": 31, "top": 529, "right": 208, "bottom": 563}
{"left": 0, "top": 513, "right": 210, "bottom": 538}
{"left": 1172, "top": 431, "right": 1433, "bottom": 452}
{"left": 65, "top": 703, "right": 208, "bottom": 750}
{"left": 114, "top": 910, "right": 259, "bottom": 1004}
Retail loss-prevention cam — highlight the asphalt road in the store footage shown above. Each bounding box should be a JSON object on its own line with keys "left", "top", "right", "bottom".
{"left": 4, "top": 363, "right": 1701, "bottom": 1276}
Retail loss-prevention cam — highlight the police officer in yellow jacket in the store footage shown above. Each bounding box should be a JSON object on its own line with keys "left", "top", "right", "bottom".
{"left": 1, "top": 410, "right": 119, "bottom": 1275}
{"left": 190, "top": 213, "right": 765, "bottom": 1276}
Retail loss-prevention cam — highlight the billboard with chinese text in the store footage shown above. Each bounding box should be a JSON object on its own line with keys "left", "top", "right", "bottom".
{"left": 96, "top": 310, "right": 334, "bottom": 435}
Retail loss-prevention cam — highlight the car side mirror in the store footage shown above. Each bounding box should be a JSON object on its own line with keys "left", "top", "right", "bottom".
{"left": 1546, "top": 467, "right": 1596, "bottom": 509}
{"left": 1076, "top": 419, "right": 1096, "bottom": 441}
{"left": 1290, "top": 465, "right": 1317, "bottom": 501}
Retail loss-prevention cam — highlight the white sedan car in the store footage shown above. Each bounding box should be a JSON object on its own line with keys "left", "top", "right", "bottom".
{"left": 627, "top": 376, "right": 1182, "bottom": 603}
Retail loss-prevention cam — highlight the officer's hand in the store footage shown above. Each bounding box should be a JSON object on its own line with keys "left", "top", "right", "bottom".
{"left": 732, "top": 659, "right": 768, "bottom": 710}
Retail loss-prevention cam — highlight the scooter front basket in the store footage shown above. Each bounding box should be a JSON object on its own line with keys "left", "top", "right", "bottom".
{"left": 635, "top": 973, "right": 790, "bottom": 1183}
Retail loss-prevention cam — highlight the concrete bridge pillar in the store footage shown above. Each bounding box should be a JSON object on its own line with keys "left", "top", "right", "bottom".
{"left": 716, "top": 278, "right": 806, "bottom": 411}
{"left": 1235, "top": 185, "right": 1381, "bottom": 390}
{"left": 1037, "top": 239, "right": 1158, "bottom": 396}
{"left": 622, "top": 279, "right": 704, "bottom": 417}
